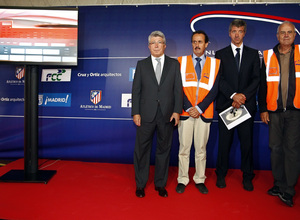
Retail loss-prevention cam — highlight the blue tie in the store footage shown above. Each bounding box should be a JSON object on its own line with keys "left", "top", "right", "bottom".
{"left": 195, "top": 57, "right": 202, "bottom": 80}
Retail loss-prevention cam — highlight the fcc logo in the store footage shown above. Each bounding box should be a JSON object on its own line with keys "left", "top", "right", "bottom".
{"left": 41, "top": 69, "right": 72, "bottom": 82}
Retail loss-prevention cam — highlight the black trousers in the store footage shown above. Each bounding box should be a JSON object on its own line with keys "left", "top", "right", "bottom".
{"left": 269, "top": 110, "right": 300, "bottom": 196}
{"left": 216, "top": 116, "right": 255, "bottom": 180}
{"left": 134, "top": 107, "right": 174, "bottom": 188}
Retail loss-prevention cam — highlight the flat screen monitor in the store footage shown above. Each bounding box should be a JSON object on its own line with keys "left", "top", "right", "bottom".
{"left": 0, "top": 7, "right": 78, "bottom": 66}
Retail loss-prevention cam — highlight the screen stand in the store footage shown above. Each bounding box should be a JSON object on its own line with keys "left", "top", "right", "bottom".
{"left": 0, "top": 65, "right": 56, "bottom": 183}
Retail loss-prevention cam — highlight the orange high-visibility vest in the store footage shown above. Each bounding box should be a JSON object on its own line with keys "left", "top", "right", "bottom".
{"left": 178, "top": 55, "right": 220, "bottom": 119}
{"left": 263, "top": 44, "right": 300, "bottom": 111}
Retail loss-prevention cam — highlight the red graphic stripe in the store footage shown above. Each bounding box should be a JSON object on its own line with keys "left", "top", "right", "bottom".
{"left": 190, "top": 11, "right": 300, "bottom": 24}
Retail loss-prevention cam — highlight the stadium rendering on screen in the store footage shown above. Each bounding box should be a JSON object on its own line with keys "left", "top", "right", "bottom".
{"left": 0, "top": 7, "right": 78, "bottom": 66}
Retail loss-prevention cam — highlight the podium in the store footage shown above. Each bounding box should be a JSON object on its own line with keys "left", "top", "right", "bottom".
{"left": 0, "top": 65, "right": 56, "bottom": 183}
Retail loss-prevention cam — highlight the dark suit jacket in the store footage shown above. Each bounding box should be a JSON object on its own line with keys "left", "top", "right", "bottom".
{"left": 132, "top": 55, "right": 183, "bottom": 123}
{"left": 215, "top": 45, "right": 260, "bottom": 116}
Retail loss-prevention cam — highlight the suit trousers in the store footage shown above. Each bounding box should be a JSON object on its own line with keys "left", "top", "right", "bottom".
{"left": 177, "top": 117, "right": 211, "bottom": 185}
{"left": 269, "top": 110, "right": 300, "bottom": 196}
{"left": 216, "top": 116, "right": 255, "bottom": 180}
{"left": 134, "top": 106, "right": 174, "bottom": 188}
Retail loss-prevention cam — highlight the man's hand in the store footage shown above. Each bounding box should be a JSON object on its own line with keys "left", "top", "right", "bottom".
{"left": 232, "top": 93, "right": 246, "bottom": 108}
{"left": 170, "top": 112, "right": 180, "bottom": 126}
{"left": 232, "top": 100, "right": 242, "bottom": 109}
{"left": 260, "top": 112, "right": 270, "bottom": 125}
{"left": 133, "top": 114, "right": 141, "bottom": 126}
{"left": 188, "top": 107, "right": 200, "bottom": 118}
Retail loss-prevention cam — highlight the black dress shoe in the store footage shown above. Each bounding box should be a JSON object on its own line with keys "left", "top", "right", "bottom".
{"left": 136, "top": 187, "right": 145, "bottom": 198}
{"left": 155, "top": 187, "right": 168, "bottom": 197}
{"left": 243, "top": 179, "right": 254, "bottom": 191}
{"left": 216, "top": 176, "right": 226, "bottom": 188}
{"left": 176, "top": 183, "right": 186, "bottom": 193}
{"left": 196, "top": 183, "right": 208, "bottom": 194}
{"left": 267, "top": 186, "right": 281, "bottom": 196}
{"left": 279, "top": 193, "right": 293, "bottom": 207}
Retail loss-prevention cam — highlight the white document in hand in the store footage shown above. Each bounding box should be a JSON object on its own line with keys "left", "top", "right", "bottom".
{"left": 219, "top": 105, "right": 251, "bottom": 130}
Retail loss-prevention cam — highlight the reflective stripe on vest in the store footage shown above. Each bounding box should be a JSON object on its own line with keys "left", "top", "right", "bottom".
{"left": 293, "top": 44, "right": 300, "bottom": 108}
{"left": 263, "top": 45, "right": 300, "bottom": 111}
{"left": 178, "top": 55, "right": 220, "bottom": 119}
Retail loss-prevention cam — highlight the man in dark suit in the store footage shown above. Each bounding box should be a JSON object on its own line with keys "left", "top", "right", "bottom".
{"left": 215, "top": 19, "right": 260, "bottom": 191}
{"left": 132, "top": 30, "right": 183, "bottom": 198}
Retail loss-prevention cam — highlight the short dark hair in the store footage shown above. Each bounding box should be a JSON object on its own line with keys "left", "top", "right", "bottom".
{"left": 229, "top": 19, "right": 247, "bottom": 32}
{"left": 191, "top": 30, "right": 209, "bottom": 43}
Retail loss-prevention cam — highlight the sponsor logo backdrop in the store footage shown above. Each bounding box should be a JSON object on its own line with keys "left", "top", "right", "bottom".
{"left": 1, "top": 4, "right": 300, "bottom": 169}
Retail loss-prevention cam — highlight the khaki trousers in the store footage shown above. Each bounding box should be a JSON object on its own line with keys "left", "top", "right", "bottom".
{"left": 177, "top": 116, "right": 211, "bottom": 185}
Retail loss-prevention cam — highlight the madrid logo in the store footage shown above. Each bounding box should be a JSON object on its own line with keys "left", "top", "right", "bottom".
{"left": 90, "top": 90, "right": 102, "bottom": 105}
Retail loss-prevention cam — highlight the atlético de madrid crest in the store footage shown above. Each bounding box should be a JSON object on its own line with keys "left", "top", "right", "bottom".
{"left": 15, "top": 66, "right": 25, "bottom": 80}
{"left": 90, "top": 90, "right": 102, "bottom": 105}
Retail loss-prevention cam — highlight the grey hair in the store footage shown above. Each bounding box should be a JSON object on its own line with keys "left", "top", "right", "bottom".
{"left": 148, "top": 30, "right": 166, "bottom": 44}
{"left": 277, "top": 21, "right": 295, "bottom": 33}
{"left": 229, "top": 19, "right": 247, "bottom": 33}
